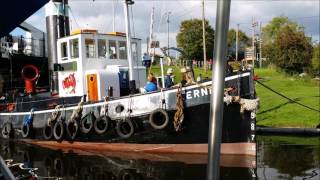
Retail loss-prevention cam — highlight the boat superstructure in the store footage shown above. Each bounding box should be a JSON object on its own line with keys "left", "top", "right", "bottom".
{"left": 56, "top": 30, "right": 146, "bottom": 100}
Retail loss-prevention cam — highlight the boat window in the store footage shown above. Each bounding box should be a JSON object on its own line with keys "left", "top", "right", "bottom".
{"left": 119, "top": 41, "right": 127, "bottom": 59}
{"left": 61, "top": 42, "right": 68, "bottom": 60}
{"left": 98, "top": 39, "right": 107, "bottom": 58}
{"left": 85, "top": 39, "right": 96, "bottom": 58}
{"left": 70, "top": 38, "right": 79, "bottom": 58}
{"left": 109, "top": 40, "right": 117, "bottom": 59}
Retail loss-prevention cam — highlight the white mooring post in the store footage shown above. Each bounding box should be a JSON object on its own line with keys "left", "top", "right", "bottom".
{"left": 160, "top": 57, "right": 165, "bottom": 88}
{"left": 207, "top": 0, "right": 231, "bottom": 180}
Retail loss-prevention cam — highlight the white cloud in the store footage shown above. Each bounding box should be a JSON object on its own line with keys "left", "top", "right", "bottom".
{"left": 22, "top": 0, "right": 319, "bottom": 47}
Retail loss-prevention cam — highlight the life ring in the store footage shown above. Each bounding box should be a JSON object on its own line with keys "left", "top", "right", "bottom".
{"left": 21, "top": 123, "right": 33, "bottom": 138}
{"left": 1, "top": 122, "right": 14, "bottom": 139}
{"left": 53, "top": 120, "right": 65, "bottom": 141}
{"left": 43, "top": 123, "right": 54, "bottom": 140}
{"left": 94, "top": 115, "right": 110, "bottom": 135}
{"left": 66, "top": 120, "right": 79, "bottom": 140}
{"left": 116, "top": 119, "right": 135, "bottom": 138}
{"left": 149, "top": 108, "right": 169, "bottom": 130}
{"left": 80, "top": 112, "right": 95, "bottom": 134}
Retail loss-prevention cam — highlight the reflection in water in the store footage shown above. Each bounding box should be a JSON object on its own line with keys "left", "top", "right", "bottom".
{"left": 1, "top": 136, "right": 318, "bottom": 180}
{"left": 257, "top": 136, "right": 320, "bottom": 180}
{"left": 0, "top": 140, "right": 256, "bottom": 180}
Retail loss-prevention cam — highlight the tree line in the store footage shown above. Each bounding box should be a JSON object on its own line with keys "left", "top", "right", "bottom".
{"left": 176, "top": 17, "right": 319, "bottom": 75}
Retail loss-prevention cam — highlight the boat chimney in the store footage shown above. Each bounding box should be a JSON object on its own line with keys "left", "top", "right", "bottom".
{"left": 45, "top": 0, "right": 70, "bottom": 94}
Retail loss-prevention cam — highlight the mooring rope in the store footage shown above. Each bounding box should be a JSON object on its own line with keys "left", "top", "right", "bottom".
{"left": 256, "top": 80, "right": 320, "bottom": 113}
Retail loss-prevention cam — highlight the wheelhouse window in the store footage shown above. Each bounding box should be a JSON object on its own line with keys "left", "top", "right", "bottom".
{"left": 108, "top": 40, "right": 117, "bottom": 59}
{"left": 85, "top": 39, "right": 96, "bottom": 58}
{"left": 60, "top": 42, "right": 68, "bottom": 60}
{"left": 70, "top": 38, "right": 79, "bottom": 58}
{"left": 98, "top": 39, "right": 107, "bottom": 58}
{"left": 119, "top": 41, "right": 127, "bottom": 59}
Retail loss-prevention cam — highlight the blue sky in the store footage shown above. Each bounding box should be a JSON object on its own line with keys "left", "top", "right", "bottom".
{"left": 14, "top": 0, "right": 320, "bottom": 52}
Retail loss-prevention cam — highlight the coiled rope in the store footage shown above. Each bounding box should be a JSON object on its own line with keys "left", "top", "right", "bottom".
{"left": 174, "top": 88, "right": 184, "bottom": 131}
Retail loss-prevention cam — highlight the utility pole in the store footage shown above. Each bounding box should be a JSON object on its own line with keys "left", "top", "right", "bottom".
{"left": 259, "top": 22, "right": 262, "bottom": 68}
{"left": 236, "top": 24, "right": 239, "bottom": 61}
{"left": 166, "top": 12, "right": 171, "bottom": 57}
{"left": 202, "top": 0, "right": 207, "bottom": 72}
{"left": 251, "top": 17, "right": 257, "bottom": 68}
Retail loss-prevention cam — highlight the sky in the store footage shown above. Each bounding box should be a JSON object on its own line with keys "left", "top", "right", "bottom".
{"left": 16, "top": 0, "right": 320, "bottom": 55}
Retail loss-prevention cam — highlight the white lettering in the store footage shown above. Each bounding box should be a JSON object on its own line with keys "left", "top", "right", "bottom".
{"left": 209, "top": 88, "right": 212, "bottom": 94}
{"left": 194, "top": 90, "right": 200, "bottom": 98}
{"left": 201, "top": 88, "right": 208, "bottom": 96}
{"left": 186, "top": 91, "right": 192, "bottom": 100}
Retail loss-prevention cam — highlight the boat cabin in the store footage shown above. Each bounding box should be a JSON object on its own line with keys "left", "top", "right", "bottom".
{"left": 56, "top": 30, "right": 146, "bottom": 101}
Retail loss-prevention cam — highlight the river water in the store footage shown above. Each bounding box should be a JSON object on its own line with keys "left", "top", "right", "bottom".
{"left": 0, "top": 136, "right": 319, "bottom": 180}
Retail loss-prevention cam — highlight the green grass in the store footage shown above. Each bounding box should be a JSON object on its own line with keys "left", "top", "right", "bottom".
{"left": 150, "top": 65, "right": 320, "bottom": 128}
{"left": 255, "top": 68, "right": 320, "bottom": 128}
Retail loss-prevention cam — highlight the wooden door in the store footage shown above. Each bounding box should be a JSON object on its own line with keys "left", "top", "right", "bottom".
{"left": 87, "top": 74, "right": 98, "bottom": 101}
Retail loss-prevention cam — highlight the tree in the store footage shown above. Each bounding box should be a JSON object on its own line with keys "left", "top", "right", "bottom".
{"left": 227, "top": 29, "right": 250, "bottom": 59}
{"left": 262, "top": 16, "right": 299, "bottom": 45}
{"left": 273, "top": 25, "right": 313, "bottom": 73}
{"left": 262, "top": 16, "right": 313, "bottom": 73}
{"left": 176, "top": 19, "right": 215, "bottom": 61}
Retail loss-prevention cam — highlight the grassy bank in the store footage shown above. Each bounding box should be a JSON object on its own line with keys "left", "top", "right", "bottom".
{"left": 255, "top": 68, "right": 319, "bottom": 128}
{"left": 149, "top": 65, "right": 319, "bottom": 128}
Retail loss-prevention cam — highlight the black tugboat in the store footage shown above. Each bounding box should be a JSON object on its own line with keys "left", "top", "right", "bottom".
{"left": 0, "top": 0, "right": 258, "bottom": 160}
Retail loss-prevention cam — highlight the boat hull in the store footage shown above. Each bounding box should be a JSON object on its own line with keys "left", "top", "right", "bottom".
{"left": 0, "top": 71, "right": 257, "bottom": 156}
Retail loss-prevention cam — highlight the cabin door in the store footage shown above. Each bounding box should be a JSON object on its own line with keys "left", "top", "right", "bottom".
{"left": 87, "top": 74, "right": 98, "bottom": 101}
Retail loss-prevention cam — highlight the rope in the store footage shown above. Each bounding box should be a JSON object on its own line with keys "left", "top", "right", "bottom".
{"left": 69, "top": 98, "right": 84, "bottom": 123}
{"left": 256, "top": 80, "right": 320, "bottom": 113}
{"left": 174, "top": 87, "right": 184, "bottom": 131}
{"left": 47, "top": 105, "right": 62, "bottom": 126}
{"left": 100, "top": 96, "right": 109, "bottom": 116}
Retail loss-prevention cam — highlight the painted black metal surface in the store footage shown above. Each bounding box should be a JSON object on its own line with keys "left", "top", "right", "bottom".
{"left": 0, "top": 0, "right": 49, "bottom": 38}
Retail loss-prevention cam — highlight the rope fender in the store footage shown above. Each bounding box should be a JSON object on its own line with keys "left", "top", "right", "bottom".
{"left": 21, "top": 108, "right": 36, "bottom": 138}
{"left": 174, "top": 88, "right": 184, "bottom": 132}
{"left": 43, "top": 105, "right": 62, "bottom": 140}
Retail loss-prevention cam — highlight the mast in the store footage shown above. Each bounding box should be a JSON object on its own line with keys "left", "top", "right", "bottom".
{"left": 149, "top": 7, "right": 155, "bottom": 61}
{"left": 202, "top": 0, "right": 207, "bottom": 72}
{"left": 123, "top": 0, "right": 135, "bottom": 83}
{"left": 236, "top": 24, "right": 239, "bottom": 61}
{"left": 207, "top": 0, "right": 231, "bottom": 179}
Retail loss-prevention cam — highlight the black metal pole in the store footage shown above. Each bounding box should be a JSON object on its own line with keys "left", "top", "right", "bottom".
{"left": 207, "top": 0, "right": 231, "bottom": 180}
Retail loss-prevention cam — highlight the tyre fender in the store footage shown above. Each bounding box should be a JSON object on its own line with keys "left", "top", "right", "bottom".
{"left": 149, "top": 108, "right": 169, "bottom": 130}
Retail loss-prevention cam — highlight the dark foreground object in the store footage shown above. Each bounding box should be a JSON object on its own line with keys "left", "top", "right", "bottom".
{"left": 256, "top": 126, "right": 320, "bottom": 136}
